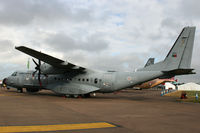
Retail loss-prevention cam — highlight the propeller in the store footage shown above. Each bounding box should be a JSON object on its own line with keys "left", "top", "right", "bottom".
{"left": 32, "top": 58, "right": 42, "bottom": 87}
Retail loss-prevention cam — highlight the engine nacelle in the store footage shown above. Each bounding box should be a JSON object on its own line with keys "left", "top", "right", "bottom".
{"left": 40, "top": 63, "right": 67, "bottom": 75}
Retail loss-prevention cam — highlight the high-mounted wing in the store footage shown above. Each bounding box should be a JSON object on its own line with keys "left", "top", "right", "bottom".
{"left": 15, "top": 46, "right": 85, "bottom": 70}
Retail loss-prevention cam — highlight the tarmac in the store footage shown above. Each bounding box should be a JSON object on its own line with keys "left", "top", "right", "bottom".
{"left": 0, "top": 87, "right": 200, "bottom": 133}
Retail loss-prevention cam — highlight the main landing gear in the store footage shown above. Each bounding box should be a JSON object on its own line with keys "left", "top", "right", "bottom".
{"left": 64, "top": 93, "right": 95, "bottom": 98}
{"left": 17, "top": 88, "right": 23, "bottom": 93}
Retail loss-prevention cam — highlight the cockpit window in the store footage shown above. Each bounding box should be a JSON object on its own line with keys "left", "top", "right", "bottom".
{"left": 11, "top": 72, "right": 17, "bottom": 76}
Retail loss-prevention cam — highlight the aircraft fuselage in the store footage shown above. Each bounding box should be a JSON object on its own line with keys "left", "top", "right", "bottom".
{"left": 5, "top": 69, "right": 164, "bottom": 95}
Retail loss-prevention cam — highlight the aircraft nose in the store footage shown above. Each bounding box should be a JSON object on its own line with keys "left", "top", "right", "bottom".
{"left": 2, "top": 78, "right": 7, "bottom": 85}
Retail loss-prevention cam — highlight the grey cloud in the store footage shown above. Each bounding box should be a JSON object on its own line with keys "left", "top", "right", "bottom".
{"left": 161, "top": 17, "right": 182, "bottom": 30}
{"left": 0, "top": 40, "right": 13, "bottom": 52}
{"left": 45, "top": 33, "right": 109, "bottom": 52}
{"left": 0, "top": 63, "right": 24, "bottom": 79}
{"left": 0, "top": 0, "right": 92, "bottom": 26}
{"left": 87, "top": 52, "right": 145, "bottom": 72}
{"left": 160, "top": 17, "right": 186, "bottom": 40}
{"left": 178, "top": 0, "right": 200, "bottom": 19}
{"left": 191, "top": 35, "right": 200, "bottom": 68}
{"left": 163, "top": 0, "right": 200, "bottom": 21}
{"left": 45, "top": 33, "right": 76, "bottom": 50}
{"left": 61, "top": 50, "right": 145, "bottom": 72}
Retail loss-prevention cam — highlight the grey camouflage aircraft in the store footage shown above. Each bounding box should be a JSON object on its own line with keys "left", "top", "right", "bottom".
{"left": 3, "top": 27, "right": 196, "bottom": 98}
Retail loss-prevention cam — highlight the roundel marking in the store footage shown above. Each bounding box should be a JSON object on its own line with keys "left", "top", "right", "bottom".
{"left": 127, "top": 76, "right": 132, "bottom": 81}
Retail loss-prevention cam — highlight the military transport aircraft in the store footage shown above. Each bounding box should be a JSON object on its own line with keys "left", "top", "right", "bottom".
{"left": 3, "top": 27, "right": 196, "bottom": 98}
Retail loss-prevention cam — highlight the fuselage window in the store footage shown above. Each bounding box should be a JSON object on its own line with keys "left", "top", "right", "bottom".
{"left": 82, "top": 78, "right": 85, "bottom": 82}
{"left": 86, "top": 79, "right": 89, "bottom": 82}
{"left": 94, "top": 78, "right": 98, "bottom": 84}
{"left": 55, "top": 77, "right": 57, "bottom": 80}
{"left": 78, "top": 79, "right": 81, "bottom": 81}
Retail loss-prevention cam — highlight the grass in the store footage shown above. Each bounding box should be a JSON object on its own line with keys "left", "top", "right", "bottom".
{"left": 164, "top": 90, "right": 200, "bottom": 103}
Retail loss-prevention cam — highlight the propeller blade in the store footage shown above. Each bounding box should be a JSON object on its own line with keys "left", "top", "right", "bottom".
{"left": 38, "top": 65, "right": 42, "bottom": 87}
{"left": 39, "top": 59, "right": 41, "bottom": 66}
{"left": 38, "top": 74, "right": 42, "bottom": 87}
{"left": 32, "top": 70, "right": 37, "bottom": 77}
{"left": 32, "top": 58, "right": 42, "bottom": 87}
{"left": 32, "top": 58, "right": 38, "bottom": 66}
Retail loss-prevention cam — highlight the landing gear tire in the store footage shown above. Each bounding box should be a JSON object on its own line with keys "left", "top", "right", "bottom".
{"left": 17, "top": 88, "right": 23, "bottom": 93}
{"left": 65, "top": 94, "right": 70, "bottom": 98}
{"left": 65, "top": 94, "right": 78, "bottom": 98}
{"left": 26, "top": 88, "right": 40, "bottom": 93}
{"left": 73, "top": 94, "right": 79, "bottom": 98}
{"left": 84, "top": 93, "right": 91, "bottom": 98}
{"left": 65, "top": 94, "right": 83, "bottom": 98}
{"left": 92, "top": 93, "right": 96, "bottom": 97}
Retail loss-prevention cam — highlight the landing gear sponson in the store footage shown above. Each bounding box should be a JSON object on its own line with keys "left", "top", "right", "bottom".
{"left": 65, "top": 93, "right": 92, "bottom": 98}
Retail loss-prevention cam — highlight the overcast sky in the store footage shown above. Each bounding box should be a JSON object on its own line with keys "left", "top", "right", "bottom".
{"left": 0, "top": 0, "right": 199, "bottom": 83}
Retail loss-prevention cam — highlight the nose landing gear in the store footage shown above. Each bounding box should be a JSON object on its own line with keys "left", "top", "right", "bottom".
{"left": 17, "top": 88, "right": 23, "bottom": 93}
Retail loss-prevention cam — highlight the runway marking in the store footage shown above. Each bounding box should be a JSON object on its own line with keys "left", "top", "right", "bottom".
{"left": 0, "top": 94, "right": 12, "bottom": 96}
{"left": 0, "top": 94, "right": 21, "bottom": 97}
{"left": 0, "top": 122, "right": 116, "bottom": 132}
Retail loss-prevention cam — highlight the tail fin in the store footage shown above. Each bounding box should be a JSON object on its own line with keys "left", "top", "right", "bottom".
{"left": 163, "top": 26, "right": 195, "bottom": 70}
{"left": 144, "top": 58, "right": 154, "bottom": 67}
{"left": 139, "top": 26, "right": 196, "bottom": 75}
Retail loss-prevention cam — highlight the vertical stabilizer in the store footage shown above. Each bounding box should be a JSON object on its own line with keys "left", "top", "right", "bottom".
{"left": 163, "top": 26, "right": 195, "bottom": 70}
{"left": 138, "top": 26, "right": 196, "bottom": 74}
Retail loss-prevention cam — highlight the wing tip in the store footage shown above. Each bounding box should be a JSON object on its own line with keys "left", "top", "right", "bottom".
{"left": 15, "top": 45, "right": 23, "bottom": 49}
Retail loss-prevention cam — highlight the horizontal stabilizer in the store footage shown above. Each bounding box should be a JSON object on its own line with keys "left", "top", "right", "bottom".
{"left": 163, "top": 69, "right": 195, "bottom": 76}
